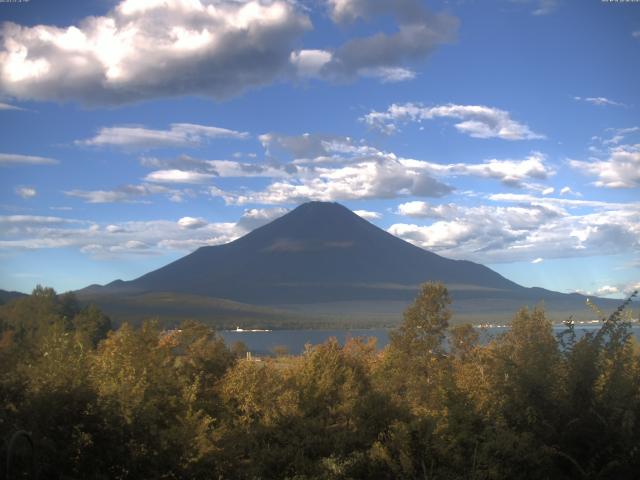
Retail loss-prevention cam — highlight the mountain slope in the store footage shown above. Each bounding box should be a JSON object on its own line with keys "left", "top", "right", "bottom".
{"left": 91, "top": 202, "right": 522, "bottom": 304}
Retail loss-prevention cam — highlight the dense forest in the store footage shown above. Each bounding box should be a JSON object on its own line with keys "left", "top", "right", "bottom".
{"left": 1, "top": 284, "right": 639, "bottom": 479}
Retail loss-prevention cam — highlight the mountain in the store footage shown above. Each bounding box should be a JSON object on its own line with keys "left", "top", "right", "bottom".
{"left": 0, "top": 289, "right": 27, "bottom": 305}
{"left": 78, "top": 202, "right": 627, "bottom": 326}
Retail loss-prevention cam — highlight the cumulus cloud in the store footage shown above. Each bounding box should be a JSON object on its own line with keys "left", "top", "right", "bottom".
{"left": 0, "top": 152, "right": 58, "bottom": 165}
{"left": 218, "top": 157, "right": 453, "bottom": 205}
{"left": 363, "top": 103, "right": 544, "bottom": 140}
{"left": 388, "top": 199, "right": 640, "bottom": 264}
{"left": 77, "top": 123, "right": 248, "bottom": 149}
{"left": 354, "top": 209, "right": 381, "bottom": 220}
{"left": 569, "top": 143, "right": 640, "bottom": 188}
{"left": 289, "top": 0, "right": 457, "bottom": 84}
{"left": 319, "top": 0, "right": 457, "bottom": 81}
{"left": 210, "top": 135, "right": 555, "bottom": 205}
{"left": 0, "top": 0, "right": 311, "bottom": 105}
{"left": 0, "top": 0, "right": 459, "bottom": 104}
{"left": 15, "top": 186, "right": 37, "bottom": 199}
{"left": 574, "top": 96, "right": 626, "bottom": 107}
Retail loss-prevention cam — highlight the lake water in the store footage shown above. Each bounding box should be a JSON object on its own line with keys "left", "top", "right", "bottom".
{"left": 219, "top": 324, "right": 640, "bottom": 356}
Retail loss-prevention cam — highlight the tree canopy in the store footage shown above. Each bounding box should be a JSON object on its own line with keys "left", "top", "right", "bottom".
{"left": 1, "top": 284, "right": 638, "bottom": 479}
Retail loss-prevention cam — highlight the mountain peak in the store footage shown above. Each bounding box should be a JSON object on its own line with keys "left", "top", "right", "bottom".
{"left": 235, "top": 201, "right": 373, "bottom": 246}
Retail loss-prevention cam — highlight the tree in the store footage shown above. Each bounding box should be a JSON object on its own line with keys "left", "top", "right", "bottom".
{"left": 389, "top": 282, "right": 452, "bottom": 357}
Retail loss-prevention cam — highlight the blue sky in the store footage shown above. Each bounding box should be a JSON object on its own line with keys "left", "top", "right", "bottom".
{"left": 0, "top": 0, "right": 638, "bottom": 298}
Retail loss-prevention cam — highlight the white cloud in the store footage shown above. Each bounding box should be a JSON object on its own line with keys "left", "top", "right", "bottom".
{"left": 559, "top": 186, "right": 580, "bottom": 196}
{"left": 574, "top": 96, "right": 626, "bottom": 107}
{"left": 531, "top": 257, "right": 543, "bottom": 264}
{"left": 487, "top": 193, "right": 635, "bottom": 210}
{"left": 0, "top": 0, "right": 459, "bottom": 104}
{"left": 0, "top": 102, "right": 24, "bottom": 111}
{"left": 0, "top": 153, "right": 58, "bottom": 165}
{"left": 0, "top": 207, "right": 292, "bottom": 259}
{"left": 0, "top": 0, "right": 311, "bottom": 105}
{"left": 316, "top": 0, "right": 457, "bottom": 82}
{"left": 633, "top": 31, "right": 640, "bottom": 39}
{"left": 354, "top": 209, "right": 381, "bottom": 220}
{"left": 360, "top": 66, "right": 416, "bottom": 83}
{"left": 290, "top": 49, "right": 332, "bottom": 78}
{"left": 363, "top": 103, "right": 544, "bottom": 140}
{"left": 260, "top": 132, "right": 380, "bottom": 162}
{"left": 532, "top": 0, "right": 558, "bottom": 16}
{"left": 569, "top": 143, "right": 640, "bottom": 188}
{"left": 0, "top": 215, "right": 79, "bottom": 226}
{"left": 211, "top": 137, "right": 554, "bottom": 205}
{"left": 141, "top": 154, "right": 290, "bottom": 178}
{"left": 596, "top": 285, "right": 619, "bottom": 296}
{"left": 542, "top": 187, "right": 554, "bottom": 195}
{"left": 177, "top": 216, "right": 207, "bottom": 229}
{"left": 218, "top": 158, "right": 453, "bottom": 205}
{"left": 396, "top": 201, "right": 458, "bottom": 219}
{"left": 77, "top": 123, "right": 248, "bottom": 149}
{"left": 0, "top": 214, "right": 249, "bottom": 258}
{"left": 387, "top": 197, "right": 640, "bottom": 264}
{"left": 145, "top": 169, "right": 215, "bottom": 184}
{"left": 235, "top": 207, "right": 289, "bottom": 230}
{"left": 64, "top": 183, "right": 175, "bottom": 203}
{"left": 402, "top": 151, "right": 554, "bottom": 187}
{"left": 15, "top": 186, "right": 37, "bottom": 199}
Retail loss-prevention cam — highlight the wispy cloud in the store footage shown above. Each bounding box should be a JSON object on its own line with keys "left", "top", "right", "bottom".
{"left": 573, "top": 96, "right": 626, "bottom": 107}
{"left": 0, "top": 153, "right": 58, "bottom": 165}
{"left": 64, "top": 183, "right": 178, "bottom": 204}
{"left": 0, "top": 209, "right": 288, "bottom": 258}
{"left": 0, "top": 102, "right": 25, "bottom": 111}
{"left": 362, "top": 103, "right": 544, "bottom": 140}
{"left": 532, "top": 0, "right": 559, "bottom": 16}
{"left": 77, "top": 123, "right": 248, "bottom": 150}
{"left": 144, "top": 169, "right": 216, "bottom": 184}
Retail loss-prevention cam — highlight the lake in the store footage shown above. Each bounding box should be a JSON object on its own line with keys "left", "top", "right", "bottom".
{"left": 219, "top": 324, "right": 640, "bottom": 356}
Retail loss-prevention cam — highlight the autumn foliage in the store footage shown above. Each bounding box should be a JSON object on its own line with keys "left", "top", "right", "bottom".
{"left": 1, "top": 284, "right": 639, "bottom": 479}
